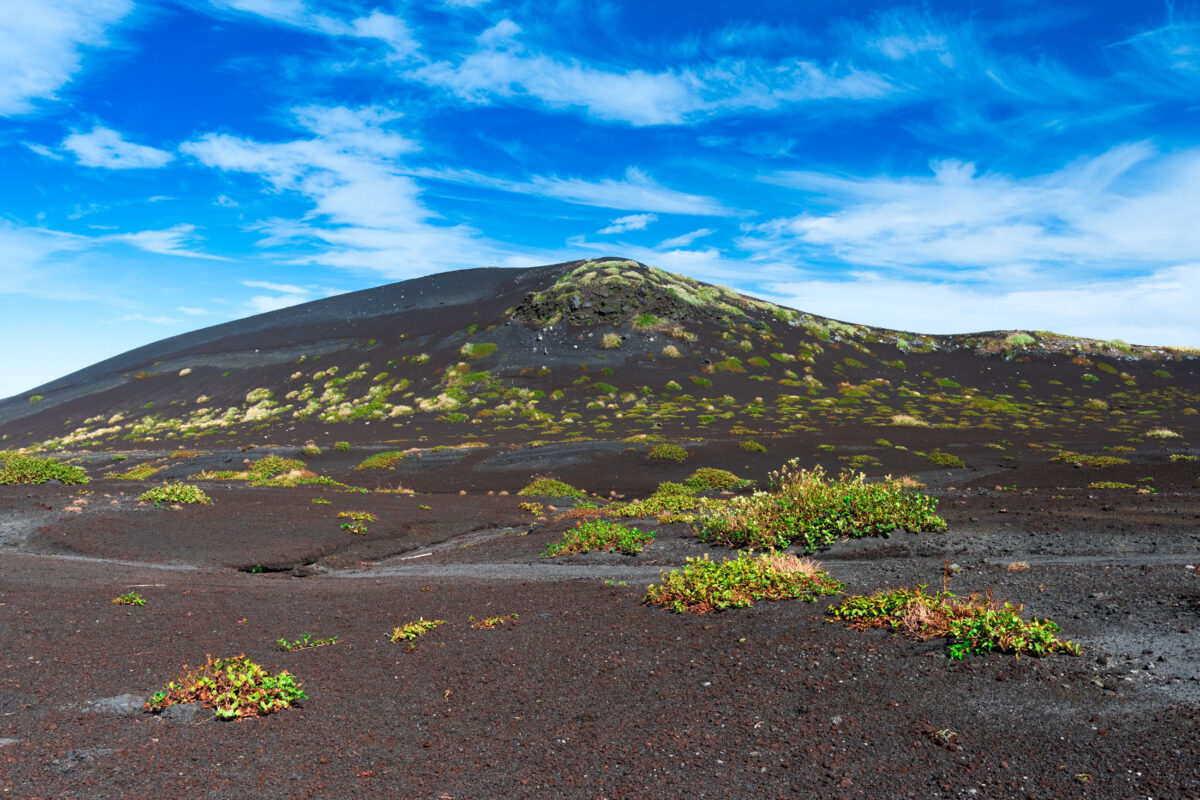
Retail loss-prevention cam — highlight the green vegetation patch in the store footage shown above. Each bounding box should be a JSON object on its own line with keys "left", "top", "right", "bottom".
{"left": 698, "top": 462, "right": 945, "bottom": 551}
{"left": 647, "top": 443, "right": 689, "bottom": 462}
{"left": 390, "top": 618, "right": 446, "bottom": 643}
{"left": 0, "top": 454, "right": 89, "bottom": 486}
{"left": 610, "top": 482, "right": 700, "bottom": 519}
{"left": 740, "top": 439, "right": 767, "bottom": 453}
{"left": 355, "top": 451, "right": 409, "bottom": 470}
{"left": 139, "top": 483, "right": 212, "bottom": 505}
{"left": 460, "top": 342, "right": 498, "bottom": 359}
{"left": 518, "top": 477, "right": 586, "bottom": 499}
{"left": 105, "top": 464, "right": 164, "bottom": 480}
{"left": 924, "top": 451, "right": 965, "bottom": 468}
{"left": 543, "top": 519, "right": 655, "bottom": 556}
{"left": 1087, "top": 481, "right": 1137, "bottom": 489}
{"left": 1053, "top": 451, "right": 1129, "bottom": 468}
{"left": 684, "top": 467, "right": 752, "bottom": 491}
{"left": 644, "top": 552, "right": 843, "bottom": 614}
{"left": 829, "top": 586, "right": 1080, "bottom": 659}
{"left": 112, "top": 592, "right": 146, "bottom": 606}
{"left": 147, "top": 655, "right": 305, "bottom": 720}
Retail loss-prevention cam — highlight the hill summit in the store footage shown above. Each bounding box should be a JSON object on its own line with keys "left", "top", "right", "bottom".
{"left": 0, "top": 257, "right": 1195, "bottom": 454}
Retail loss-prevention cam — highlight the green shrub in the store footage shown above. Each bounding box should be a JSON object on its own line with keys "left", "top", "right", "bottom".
{"left": 1052, "top": 451, "right": 1128, "bottom": 468}
{"left": 690, "top": 376, "right": 713, "bottom": 387}
{"left": 390, "top": 618, "right": 446, "bottom": 643}
{"left": 460, "top": 342, "right": 497, "bottom": 359}
{"left": 543, "top": 519, "right": 655, "bottom": 556}
{"left": 140, "top": 483, "right": 212, "bottom": 505}
{"left": 1087, "top": 481, "right": 1136, "bottom": 489}
{"left": 334, "top": 441, "right": 351, "bottom": 452}
{"left": 147, "top": 655, "right": 305, "bottom": 720}
{"left": 647, "top": 443, "right": 688, "bottom": 462}
{"left": 355, "top": 451, "right": 408, "bottom": 470}
{"left": 0, "top": 454, "right": 88, "bottom": 486}
{"left": 105, "top": 464, "right": 163, "bottom": 480}
{"left": 518, "top": 477, "right": 586, "bottom": 499}
{"left": 600, "top": 333, "right": 622, "bottom": 349}
{"left": 925, "top": 451, "right": 965, "bottom": 468}
{"left": 740, "top": 439, "right": 767, "bottom": 453}
{"left": 644, "top": 552, "right": 843, "bottom": 614}
{"left": 248, "top": 456, "right": 305, "bottom": 479}
{"left": 684, "top": 468, "right": 751, "bottom": 491}
{"left": 301, "top": 443, "right": 321, "bottom": 457}
{"left": 112, "top": 592, "right": 146, "bottom": 606}
{"left": 610, "top": 482, "right": 700, "bottom": 518}
{"left": 829, "top": 586, "right": 1080, "bottom": 659}
{"left": 698, "top": 462, "right": 945, "bottom": 550}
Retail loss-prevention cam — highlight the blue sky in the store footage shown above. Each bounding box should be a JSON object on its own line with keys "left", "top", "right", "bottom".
{"left": 3, "top": 0, "right": 1200, "bottom": 398}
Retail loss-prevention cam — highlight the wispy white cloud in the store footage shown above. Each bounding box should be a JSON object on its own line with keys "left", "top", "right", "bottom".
{"left": 181, "top": 105, "right": 520, "bottom": 278}
{"left": 416, "top": 165, "right": 732, "bottom": 216}
{"left": 0, "top": 0, "right": 132, "bottom": 116}
{"left": 744, "top": 142, "right": 1200, "bottom": 274}
{"left": 409, "top": 30, "right": 893, "bottom": 126}
{"left": 599, "top": 213, "right": 657, "bottom": 234}
{"left": 0, "top": 222, "right": 88, "bottom": 295}
{"left": 102, "top": 224, "right": 225, "bottom": 259}
{"left": 24, "top": 142, "right": 64, "bottom": 160}
{"left": 62, "top": 125, "right": 174, "bottom": 169}
{"left": 658, "top": 228, "right": 715, "bottom": 248}
{"left": 208, "top": 0, "right": 418, "bottom": 57}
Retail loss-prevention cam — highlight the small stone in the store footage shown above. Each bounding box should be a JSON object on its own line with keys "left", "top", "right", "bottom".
{"left": 160, "top": 702, "right": 201, "bottom": 725}
{"left": 84, "top": 693, "right": 147, "bottom": 716}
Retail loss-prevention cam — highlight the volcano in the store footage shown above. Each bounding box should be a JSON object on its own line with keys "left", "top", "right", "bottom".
{"left": 1, "top": 258, "right": 1198, "bottom": 798}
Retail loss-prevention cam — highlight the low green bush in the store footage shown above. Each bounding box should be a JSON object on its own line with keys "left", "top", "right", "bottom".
{"left": 829, "top": 586, "right": 1080, "bottom": 659}
{"left": 355, "top": 451, "right": 408, "bottom": 470}
{"left": 543, "top": 519, "right": 655, "bottom": 556}
{"left": 140, "top": 483, "right": 212, "bottom": 505}
{"left": 517, "top": 477, "right": 586, "bottom": 499}
{"left": 698, "top": 461, "right": 945, "bottom": 550}
{"left": 610, "top": 482, "right": 701, "bottom": 519}
{"left": 684, "top": 467, "right": 751, "bottom": 491}
{"left": 925, "top": 451, "right": 965, "bottom": 468}
{"left": 647, "top": 443, "right": 688, "bottom": 462}
{"left": 147, "top": 655, "right": 305, "bottom": 720}
{"left": 0, "top": 454, "right": 88, "bottom": 486}
{"left": 644, "top": 552, "right": 843, "bottom": 614}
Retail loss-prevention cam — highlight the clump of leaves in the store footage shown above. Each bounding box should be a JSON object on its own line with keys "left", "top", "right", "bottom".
{"left": 301, "top": 443, "right": 321, "bottom": 457}
{"left": 740, "top": 439, "right": 767, "bottom": 453}
{"left": 469, "top": 613, "right": 519, "bottom": 629}
{"left": 644, "top": 552, "right": 843, "bottom": 614}
{"left": 311, "top": 496, "right": 331, "bottom": 505}
{"left": 518, "top": 501, "right": 545, "bottom": 515}
{"left": 355, "top": 451, "right": 409, "bottom": 470}
{"left": 610, "top": 482, "right": 700, "bottom": 519}
{"left": 1145, "top": 428, "right": 1182, "bottom": 439}
{"left": 390, "top": 618, "right": 446, "bottom": 643}
{"left": 517, "top": 477, "right": 586, "bottom": 499}
{"left": 277, "top": 633, "right": 338, "bottom": 651}
{"left": 543, "top": 519, "right": 655, "bottom": 557}
{"left": 924, "top": 451, "right": 965, "bottom": 468}
{"left": 146, "top": 655, "right": 305, "bottom": 720}
{"left": 684, "top": 467, "right": 752, "bottom": 491}
{"left": 647, "top": 443, "right": 689, "bottom": 462}
{"left": 460, "top": 341, "right": 498, "bottom": 359}
{"left": 1168, "top": 454, "right": 1198, "bottom": 463}
{"left": 337, "top": 510, "right": 376, "bottom": 522}
{"left": 112, "top": 592, "right": 145, "bottom": 606}
{"left": 334, "top": 441, "right": 351, "bottom": 452}
{"left": 1053, "top": 451, "right": 1129, "bottom": 468}
{"left": 106, "top": 464, "right": 164, "bottom": 480}
{"left": 1088, "top": 481, "right": 1136, "bottom": 489}
{"left": 698, "top": 462, "right": 945, "bottom": 551}
{"left": 829, "top": 586, "right": 1080, "bottom": 659}
{"left": 139, "top": 483, "right": 212, "bottom": 505}
{"left": 0, "top": 454, "right": 89, "bottom": 486}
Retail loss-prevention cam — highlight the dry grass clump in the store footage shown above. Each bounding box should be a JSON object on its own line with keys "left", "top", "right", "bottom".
{"left": 1145, "top": 428, "right": 1182, "bottom": 439}
{"left": 660, "top": 344, "right": 682, "bottom": 358}
{"left": 600, "top": 333, "right": 622, "bottom": 349}
{"left": 890, "top": 414, "right": 929, "bottom": 427}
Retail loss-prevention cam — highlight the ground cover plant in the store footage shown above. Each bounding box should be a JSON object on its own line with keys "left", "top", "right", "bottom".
{"left": 698, "top": 462, "right": 945, "bottom": 550}
{"left": 644, "top": 552, "right": 843, "bottom": 614}
{"left": 355, "top": 451, "right": 408, "bottom": 470}
{"left": 146, "top": 655, "right": 305, "bottom": 720}
{"left": 390, "top": 618, "right": 446, "bottom": 644}
{"left": 608, "top": 482, "right": 700, "bottom": 520}
{"left": 139, "top": 483, "right": 212, "bottom": 505}
{"left": 1053, "top": 450, "right": 1129, "bottom": 468}
{"left": 543, "top": 519, "right": 655, "bottom": 556}
{"left": 277, "top": 633, "right": 339, "bottom": 651}
{"left": 111, "top": 592, "right": 145, "bottom": 606}
{"left": 647, "top": 443, "right": 688, "bottom": 462}
{"left": 469, "top": 613, "right": 519, "bottom": 629}
{"left": 0, "top": 454, "right": 88, "bottom": 486}
{"left": 517, "top": 477, "right": 586, "bottom": 499}
{"left": 829, "top": 586, "right": 1081, "bottom": 659}
{"left": 684, "top": 467, "right": 752, "bottom": 491}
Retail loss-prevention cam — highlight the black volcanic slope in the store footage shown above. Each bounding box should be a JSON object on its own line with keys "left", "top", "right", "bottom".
{"left": 1, "top": 256, "right": 1197, "bottom": 468}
